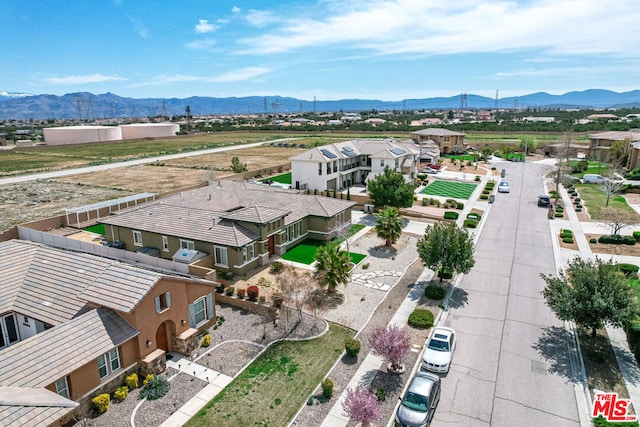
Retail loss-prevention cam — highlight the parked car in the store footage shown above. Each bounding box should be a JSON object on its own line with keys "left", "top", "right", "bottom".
{"left": 422, "top": 327, "right": 456, "bottom": 373}
{"left": 498, "top": 181, "right": 510, "bottom": 193}
{"left": 582, "top": 174, "right": 607, "bottom": 184}
{"left": 395, "top": 371, "right": 441, "bottom": 427}
{"left": 427, "top": 163, "right": 442, "bottom": 171}
{"left": 424, "top": 167, "right": 439, "bottom": 174}
{"left": 538, "top": 195, "right": 551, "bottom": 207}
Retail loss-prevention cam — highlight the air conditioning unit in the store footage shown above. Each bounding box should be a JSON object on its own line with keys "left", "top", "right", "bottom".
{"left": 364, "top": 204, "right": 374, "bottom": 213}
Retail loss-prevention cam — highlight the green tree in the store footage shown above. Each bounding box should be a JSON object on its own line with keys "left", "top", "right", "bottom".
{"left": 541, "top": 256, "right": 640, "bottom": 337}
{"left": 375, "top": 207, "right": 403, "bottom": 247}
{"left": 417, "top": 222, "right": 475, "bottom": 281}
{"left": 314, "top": 244, "right": 350, "bottom": 293}
{"left": 230, "top": 156, "right": 247, "bottom": 173}
{"left": 480, "top": 146, "right": 493, "bottom": 161}
{"left": 367, "top": 167, "right": 415, "bottom": 208}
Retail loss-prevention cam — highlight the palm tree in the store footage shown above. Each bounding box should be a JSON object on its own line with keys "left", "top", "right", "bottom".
{"left": 314, "top": 244, "right": 350, "bottom": 293}
{"left": 375, "top": 206, "right": 403, "bottom": 247}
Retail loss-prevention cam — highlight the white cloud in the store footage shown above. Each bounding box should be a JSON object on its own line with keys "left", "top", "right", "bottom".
{"left": 231, "top": 6, "right": 241, "bottom": 13}
{"left": 237, "top": 0, "right": 640, "bottom": 59}
{"left": 129, "top": 18, "right": 149, "bottom": 38}
{"left": 44, "top": 74, "right": 128, "bottom": 85}
{"left": 186, "top": 38, "right": 216, "bottom": 50}
{"left": 212, "top": 66, "right": 271, "bottom": 82}
{"left": 195, "top": 19, "right": 216, "bottom": 34}
{"left": 245, "top": 9, "right": 277, "bottom": 28}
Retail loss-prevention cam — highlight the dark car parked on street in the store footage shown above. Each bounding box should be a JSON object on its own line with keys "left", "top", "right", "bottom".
{"left": 538, "top": 195, "right": 551, "bottom": 207}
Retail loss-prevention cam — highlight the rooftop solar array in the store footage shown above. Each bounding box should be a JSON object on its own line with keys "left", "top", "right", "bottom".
{"left": 342, "top": 149, "right": 357, "bottom": 157}
{"left": 321, "top": 148, "right": 337, "bottom": 159}
{"left": 389, "top": 147, "right": 406, "bottom": 155}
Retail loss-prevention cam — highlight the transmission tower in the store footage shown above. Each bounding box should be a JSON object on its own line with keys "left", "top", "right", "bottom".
{"left": 513, "top": 98, "right": 519, "bottom": 111}
{"left": 160, "top": 101, "right": 167, "bottom": 119}
{"left": 494, "top": 90, "right": 499, "bottom": 109}
{"left": 299, "top": 102, "right": 303, "bottom": 114}
{"left": 313, "top": 96, "right": 317, "bottom": 114}
{"left": 271, "top": 101, "right": 279, "bottom": 116}
{"left": 263, "top": 97, "right": 268, "bottom": 115}
{"left": 459, "top": 93, "right": 468, "bottom": 113}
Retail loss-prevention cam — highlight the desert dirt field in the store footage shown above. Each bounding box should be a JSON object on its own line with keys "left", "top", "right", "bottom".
{"left": 0, "top": 145, "right": 305, "bottom": 233}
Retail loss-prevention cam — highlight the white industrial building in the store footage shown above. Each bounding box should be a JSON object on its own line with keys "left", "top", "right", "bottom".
{"left": 289, "top": 138, "right": 419, "bottom": 191}
{"left": 44, "top": 123, "right": 179, "bottom": 145}
{"left": 43, "top": 125, "right": 122, "bottom": 145}
{"left": 120, "top": 123, "right": 180, "bottom": 139}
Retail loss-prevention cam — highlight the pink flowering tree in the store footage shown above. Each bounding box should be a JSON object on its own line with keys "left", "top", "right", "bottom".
{"left": 368, "top": 325, "right": 411, "bottom": 371}
{"left": 342, "top": 386, "right": 381, "bottom": 427}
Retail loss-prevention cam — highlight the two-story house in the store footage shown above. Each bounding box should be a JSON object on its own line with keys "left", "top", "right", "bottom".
{"left": 409, "top": 128, "right": 466, "bottom": 154}
{"left": 587, "top": 131, "right": 640, "bottom": 169}
{"left": 289, "top": 138, "right": 419, "bottom": 192}
{"left": 0, "top": 240, "right": 218, "bottom": 426}
{"left": 99, "top": 181, "right": 356, "bottom": 276}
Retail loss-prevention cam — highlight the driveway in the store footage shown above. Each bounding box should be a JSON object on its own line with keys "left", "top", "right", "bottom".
{"left": 433, "top": 160, "right": 584, "bottom": 426}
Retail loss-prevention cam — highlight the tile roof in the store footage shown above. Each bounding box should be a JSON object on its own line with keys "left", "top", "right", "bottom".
{"left": 588, "top": 131, "right": 640, "bottom": 141}
{"left": 0, "top": 400, "right": 75, "bottom": 427}
{"left": 0, "top": 307, "right": 137, "bottom": 389}
{"left": 101, "top": 181, "right": 355, "bottom": 245}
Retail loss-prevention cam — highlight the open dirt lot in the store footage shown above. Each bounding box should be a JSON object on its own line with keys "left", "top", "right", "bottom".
{"left": 0, "top": 146, "right": 304, "bottom": 233}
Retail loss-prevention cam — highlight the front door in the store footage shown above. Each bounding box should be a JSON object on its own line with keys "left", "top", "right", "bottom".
{"left": 155, "top": 322, "right": 168, "bottom": 351}
{"left": 268, "top": 235, "right": 275, "bottom": 256}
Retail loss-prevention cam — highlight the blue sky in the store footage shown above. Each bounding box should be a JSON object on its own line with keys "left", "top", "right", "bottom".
{"left": 3, "top": 0, "right": 640, "bottom": 101}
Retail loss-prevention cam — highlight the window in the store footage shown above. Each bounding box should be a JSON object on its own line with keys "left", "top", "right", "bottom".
{"left": 318, "top": 163, "right": 322, "bottom": 175}
{"left": 133, "top": 230, "right": 142, "bottom": 247}
{"left": 193, "top": 298, "right": 207, "bottom": 325}
{"left": 162, "top": 236, "right": 169, "bottom": 252}
{"left": 155, "top": 291, "right": 171, "bottom": 313}
{"left": 248, "top": 244, "right": 254, "bottom": 260}
{"left": 380, "top": 159, "right": 384, "bottom": 167}
{"left": 55, "top": 377, "right": 70, "bottom": 399}
{"left": 214, "top": 246, "right": 228, "bottom": 267}
{"left": 97, "top": 348, "right": 121, "bottom": 379}
{"left": 1, "top": 315, "right": 19, "bottom": 349}
{"left": 242, "top": 246, "right": 247, "bottom": 262}
{"left": 180, "top": 239, "right": 195, "bottom": 250}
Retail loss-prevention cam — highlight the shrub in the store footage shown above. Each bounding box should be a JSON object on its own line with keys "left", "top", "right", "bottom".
{"left": 143, "top": 374, "right": 154, "bottom": 385}
{"left": 114, "top": 386, "right": 129, "bottom": 402}
{"left": 555, "top": 206, "right": 564, "bottom": 212}
{"left": 322, "top": 378, "right": 334, "bottom": 398}
{"left": 201, "top": 334, "right": 211, "bottom": 347}
{"left": 269, "top": 261, "right": 283, "bottom": 274}
{"left": 225, "top": 286, "right": 235, "bottom": 296}
{"left": 590, "top": 238, "right": 597, "bottom": 243}
{"left": 362, "top": 263, "right": 369, "bottom": 270}
{"left": 463, "top": 219, "right": 478, "bottom": 228}
{"left": 634, "top": 231, "right": 640, "bottom": 242}
{"left": 408, "top": 308, "right": 434, "bottom": 328}
{"left": 421, "top": 198, "right": 429, "bottom": 206}
{"left": 258, "top": 295, "right": 266, "bottom": 304}
{"left": 237, "top": 288, "right": 246, "bottom": 298}
{"left": 247, "top": 285, "right": 259, "bottom": 301}
{"left": 456, "top": 201, "right": 464, "bottom": 210}
{"left": 482, "top": 190, "right": 490, "bottom": 195}
{"left": 413, "top": 195, "right": 418, "bottom": 201}
{"left": 475, "top": 175, "right": 481, "bottom": 181}
{"left": 467, "top": 212, "right": 481, "bottom": 221}
{"left": 480, "top": 194, "right": 489, "bottom": 200}
{"left": 424, "top": 285, "right": 445, "bottom": 300}
{"left": 345, "top": 338, "right": 361, "bottom": 357}
{"left": 444, "top": 211, "right": 459, "bottom": 220}
{"left": 375, "top": 387, "right": 386, "bottom": 401}
{"left": 555, "top": 212, "right": 564, "bottom": 217}
{"left": 91, "top": 394, "right": 110, "bottom": 414}
{"left": 438, "top": 268, "right": 453, "bottom": 280}
{"left": 139, "top": 376, "right": 170, "bottom": 400}
{"left": 624, "top": 236, "right": 637, "bottom": 245}
{"left": 445, "top": 198, "right": 457, "bottom": 208}
{"left": 618, "top": 263, "right": 640, "bottom": 277}
{"left": 125, "top": 373, "right": 139, "bottom": 389}
{"left": 575, "top": 207, "right": 582, "bottom": 212}
{"left": 562, "top": 237, "right": 574, "bottom": 244}
{"left": 574, "top": 197, "right": 581, "bottom": 203}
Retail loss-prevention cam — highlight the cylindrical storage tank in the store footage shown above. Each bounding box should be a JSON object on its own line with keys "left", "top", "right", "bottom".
{"left": 119, "top": 123, "right": 180, "bottom": 140}
{"left": 44, "top": 126, "right": 122, "bottom": 145}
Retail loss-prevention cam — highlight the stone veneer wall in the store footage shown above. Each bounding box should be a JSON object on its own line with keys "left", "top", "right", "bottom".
{"left": 173, "top": 330, "right": 201, "bottom": 356}
{"left": 139, "top": 352, "right": 167, "bottom": 377}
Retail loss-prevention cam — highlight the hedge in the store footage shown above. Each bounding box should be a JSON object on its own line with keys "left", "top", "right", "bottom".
{"left": 634, "top": 231, "right": 640, "bottom": 242}
{"left": 464, "top": 219, "right": 478, "bottom": 228}
{"left": 408, "top": 308, "right": 434, "bottom": 328}
{"left": 444, "top": 211, "right": 459, "bottom": 220}
{"left": 599, "top": 234, "right": 636, "bottom": 245}
{"left": 618, "top": 263, "right": 640, "bottom": 277}
{"left": 480, "top": 194, "right": 489, "bottom": 200}
{"left": 424, "top": 285, "right": 446, "bottom": 300}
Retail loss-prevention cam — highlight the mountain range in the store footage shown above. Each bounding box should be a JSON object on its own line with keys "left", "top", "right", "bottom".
{"left": 1, "top": 89, "right": 639, "bottom": 120}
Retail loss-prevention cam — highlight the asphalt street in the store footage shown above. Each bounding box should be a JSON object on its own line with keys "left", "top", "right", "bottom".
{"left": 433, "top": 160, "right": 584, "bottom": 426}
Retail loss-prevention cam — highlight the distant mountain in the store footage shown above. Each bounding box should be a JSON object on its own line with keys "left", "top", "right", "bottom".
{"left": 0, "top": 89, "right": 639, "bottom": 120}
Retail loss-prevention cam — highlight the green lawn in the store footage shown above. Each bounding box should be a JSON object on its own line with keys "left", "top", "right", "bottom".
{"left": 83, "top": 223, "right": 105, "bottom": 235}
{"left": 261, "top": 172, "right": 292, "bottom": 184}
{"left": 569, "top": 161, "right": 609, "bottom": 177}
{"left": 421, "top": 180, "right": 477, "bottom": 199}
{"left": 442, "top": 154, "right": 474, "bottom": 161}
{"left": 573, "top": 184, "right": 639, "bottom": 220}
{"left": 281, "top": 239, "right": 365, "bottom": 265}
{"left": 185, "top": 323, "right": 355, "bottom": 427}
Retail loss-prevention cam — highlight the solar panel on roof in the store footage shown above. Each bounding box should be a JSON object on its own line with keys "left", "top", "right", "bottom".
{"left": 320, "top": 148, "right": 337, "bottom": 159}
{"left": 342, "top": 149, "right": 357, "bottom": 157}
{"left": 390, "top": 147, "right": 406, "bottom": 155}
{"left": 343, "top": 146, "right": 354, "bottom": 152}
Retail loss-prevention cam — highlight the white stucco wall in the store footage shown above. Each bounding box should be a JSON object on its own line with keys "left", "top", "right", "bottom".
{"left": 44, "top": 126, "right": 122, "bottom": 145}
{"left": 120, "top": 123, "right": 179, "bottom": 139}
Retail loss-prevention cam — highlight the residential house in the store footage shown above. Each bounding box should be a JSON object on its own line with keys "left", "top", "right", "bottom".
{"left": 100, "top": 181, "right": 356, "bottom": 276}
{"left": 409, "top": 128, "right": 466, "bottom": 154}
{"left": 289, "top": 138, "right": 419, "bottom": 192}
{"left": 0, "top": 239, "right": 218, "bottom": 426}
{"left": 587, "top": 131, "right": 640, "bottom": 168}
